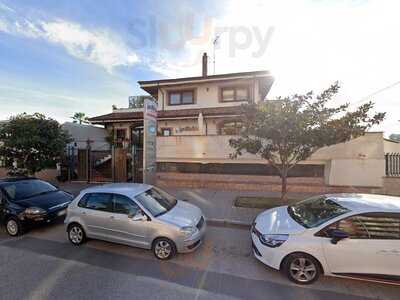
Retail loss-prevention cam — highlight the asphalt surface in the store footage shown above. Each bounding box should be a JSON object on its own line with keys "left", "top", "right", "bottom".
{"left": 0, "top": 221, "right": 399, "bottom": 300}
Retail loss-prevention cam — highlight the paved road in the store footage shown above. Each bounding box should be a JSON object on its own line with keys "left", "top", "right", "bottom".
{"left": 0, "top": 221, "right": 399, "bottom": 300}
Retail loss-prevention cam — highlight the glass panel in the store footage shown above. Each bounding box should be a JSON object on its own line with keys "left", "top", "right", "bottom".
{"left": 358, "top": 214, "right": 400, "bottom": 240}
{"left": 337, "top": 217, "right": 369, "bottom": 239}
{"left": 288, "top": 196, "right": 350, "bottom": 228}
{"left": 236, "top": 88, "right": 248, "bottom": 101}
{"left": 113, "top": 194, "right": 140, "bottom": 215}
{"left": 169, "top": 93, "right": 181, "bottom": 105}
{"left": 222, "top": 88, "right": 235, "bottom": 101}
{"left": 3, "top": 179, "right": 58, "bottom": 201}
{"left": 182, "top": 91, "right": 194, "bottom": 104}
{"left": 85, "top": 193, "right": 112, "bottom": 212}
{"left": 135, "top": 187, "right": 177, "bottom": 217}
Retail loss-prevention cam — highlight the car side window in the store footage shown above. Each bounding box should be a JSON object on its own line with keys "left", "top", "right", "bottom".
{"left": 82, "top": 193, "right": 112, "bottom": 212}
{"left": 113, "top": 194, "right": 140, "bottom": 215}
{"left": 321, "top": 216, "right": 369, "bottom": 239}
{"left": 357, "top": 213, "right": 400, "bottom": 240}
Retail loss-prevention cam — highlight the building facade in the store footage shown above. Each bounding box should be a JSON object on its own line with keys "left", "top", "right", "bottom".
{"left": 89, "top": 54, "right": 400, "bottom": 193}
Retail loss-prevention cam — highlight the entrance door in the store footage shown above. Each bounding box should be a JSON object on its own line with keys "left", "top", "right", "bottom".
{"left": 131, "top": 126, "right": 144, "bottom": 183}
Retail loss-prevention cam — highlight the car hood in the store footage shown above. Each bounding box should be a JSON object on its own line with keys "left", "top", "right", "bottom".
{"left": 16, "top": 190, "right": 73, "bottom": 211}
{"left": 255, "top": 206, "right": 306, "bottom": 235}
{"left": 157, "top": 200, "right": 202, "bottom": 228}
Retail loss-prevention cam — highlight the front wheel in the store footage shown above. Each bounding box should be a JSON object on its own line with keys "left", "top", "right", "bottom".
{"left": 67, "top": 223, "right": 86, "bottom": 245}
{"left": 5, "top": 217, "right": 23, "bottom": 237}
{"left": 153, "top": 238, "right": 177, "bottom": 260}
{"left": 282, "top": 253, "right": 321, "bottom": 284}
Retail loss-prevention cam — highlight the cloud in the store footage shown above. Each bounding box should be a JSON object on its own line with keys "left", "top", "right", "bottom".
{"left": 0, "top": 8, "right": 139, "bottom": 72}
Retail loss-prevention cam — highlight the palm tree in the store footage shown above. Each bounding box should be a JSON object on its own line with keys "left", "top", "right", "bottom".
{"left": 71, "top": 112, "right": 90, "bottom": 124}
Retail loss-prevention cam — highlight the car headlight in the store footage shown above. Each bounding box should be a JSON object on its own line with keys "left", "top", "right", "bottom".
{"left": 180, "top": 226, "right": 197, "bottom": 239}
{"left": 259, "top": 234, "right": 288, "bottom": 248}
{"left": 24, "top": 207, "right": 47, "bottom": 216}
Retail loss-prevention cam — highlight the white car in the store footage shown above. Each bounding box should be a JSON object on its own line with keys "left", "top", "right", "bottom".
{"left": 251, "top": 194, "right": 400, "bottom": 284}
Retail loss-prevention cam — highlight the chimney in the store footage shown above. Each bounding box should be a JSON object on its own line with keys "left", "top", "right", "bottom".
{"left": 202, "top": 52, "right": 208, "bottom": 77}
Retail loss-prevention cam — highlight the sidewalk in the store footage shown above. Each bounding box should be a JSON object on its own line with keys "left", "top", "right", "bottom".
{"left": 60, "top": 182, "right": 312, "bottom": 226}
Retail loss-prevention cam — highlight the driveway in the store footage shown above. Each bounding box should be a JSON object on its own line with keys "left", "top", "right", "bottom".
{"left": 0, "top": 221, "right": 399, "bottom": 299}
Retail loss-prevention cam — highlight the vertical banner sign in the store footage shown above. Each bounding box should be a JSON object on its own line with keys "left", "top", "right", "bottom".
{"left": 143, "top": 98, "right": 157, "bottom": 184}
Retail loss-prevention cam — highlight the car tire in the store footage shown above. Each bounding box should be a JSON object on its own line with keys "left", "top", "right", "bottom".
{"left": 67, "top": 223, "right": 86, "bottom": 245}
{"left": 282, "top": 253, "right": 321, "bottom": 285}
{"left": 5, "top": 217, "right": 24, "bottom": 237}
{"left": 153, "top": 238, "right": 177, "bottom": 260}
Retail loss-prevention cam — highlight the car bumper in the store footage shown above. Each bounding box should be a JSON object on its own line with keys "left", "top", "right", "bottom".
{"left": 251, "top": 232, "right": 285, "bottom": 270}
{"left": 177, "top": 220, "right": 207, "bottom": 253}
{"left": 22, "top": 207, "right": 68, "bottom": 224}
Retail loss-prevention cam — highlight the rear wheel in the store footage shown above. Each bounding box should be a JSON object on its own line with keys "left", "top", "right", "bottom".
{"left": 67, "top": 223, "right": 86, "bottom": 245}
{"left": 282, "top": 253, "right": 321, "bottom": 284}
{"left": 5, "top": 217, "right": 23, "bottom": 237}
{"left": 153, "top": 238, "right": 177, "bottom": 260}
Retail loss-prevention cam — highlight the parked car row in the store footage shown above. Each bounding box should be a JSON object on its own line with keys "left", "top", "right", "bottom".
{"left": 1, "top": 177, "right": 399, "bottom": 284}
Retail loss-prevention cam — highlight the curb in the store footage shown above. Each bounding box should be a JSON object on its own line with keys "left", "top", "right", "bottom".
{"left": 205, "top": 218, "right": 251, "bottom": 230}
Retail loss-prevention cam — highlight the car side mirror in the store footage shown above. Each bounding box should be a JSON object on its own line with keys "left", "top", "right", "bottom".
{"left": 328, "top": 229, "right": 349, "bottom": 244}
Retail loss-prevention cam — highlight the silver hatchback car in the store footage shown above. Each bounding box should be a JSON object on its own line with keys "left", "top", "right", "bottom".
{"left": 65, "top": 183, "right": 206, "bottom": 259}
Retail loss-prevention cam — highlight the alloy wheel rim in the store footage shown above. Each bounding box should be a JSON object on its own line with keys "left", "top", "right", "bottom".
{"left": 70, "top": 226, "right": 83, "bottom": 244}
{"left": 6, "top": 220, "right": 18, "bottom": 235}
{"left": 155, "top": 240, "right": 172, "bottom": 259}
{"left": 289, "top": 257, "right": 317, "bottom": 282}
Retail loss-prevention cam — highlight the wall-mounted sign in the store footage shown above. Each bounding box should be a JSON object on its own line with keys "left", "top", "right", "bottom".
{"left": 143, "top": 98, "right": 157, "bottom": 184}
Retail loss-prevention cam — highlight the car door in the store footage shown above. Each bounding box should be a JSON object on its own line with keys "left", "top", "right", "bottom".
{"left": 320, "top": 213, "right": 400, "bottom": 276}
{"left": 79, "top": 193, "right": 114, "bottom": 239}
{"left": 108, "top": 194, "right": 150, "bottom": 248}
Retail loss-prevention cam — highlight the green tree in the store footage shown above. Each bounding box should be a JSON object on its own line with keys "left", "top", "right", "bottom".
{"left": 229, "top": 82, "right": 385, "bottom": 201}
{"left": 0, "top": 113, "right": 71, "bottom": 175}
{"left": 71, "top": 112, "right": 90, "bottom": 124}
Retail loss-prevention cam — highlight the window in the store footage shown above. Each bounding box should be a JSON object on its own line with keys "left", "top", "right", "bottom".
{"left": 358, "top": 213, "right": 400, "bottom": 240}
{"left": 218, "top": 120, "right": 243, "bottom": 135}
{"left": 135, "top": 187, "right": 177, "bottom": 217}
{"left": 83, "top": 193, "right": 112, "bottom": 212}
{"left": 320, "top": 213, "right": 400, "bottom": 240}
{"left": 2, "top": 179, "right": 58, "bottom": 201}
{"left": 168, "top": 90, "right": 195, "bottom": 105}
{"left": 287, "top": 196, "right": 350, "bottom": 228}
{"left": 160, "top": 128, "right": 172, "bottom": 136}
{"left": 220, "top": 86, "right": 250, "bottom": 102}
{"left": 322, "top": 216, "right": 369, "bottom": 239}
{"left": 113, "top": 194, "right": 140, "bottom": 215}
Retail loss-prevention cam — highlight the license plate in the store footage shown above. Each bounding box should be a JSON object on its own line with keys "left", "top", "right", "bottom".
{"left": 57, "top": 209, "right": 67, "bottom": 217}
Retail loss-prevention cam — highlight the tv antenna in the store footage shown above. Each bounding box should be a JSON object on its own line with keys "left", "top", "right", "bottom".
{"left": 213, "top": 35, "right": 220, "bottom": 75}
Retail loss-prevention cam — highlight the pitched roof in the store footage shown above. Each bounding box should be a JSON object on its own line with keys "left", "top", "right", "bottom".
{"left": 89, "top": 106, "right": 242, "bottom": 123}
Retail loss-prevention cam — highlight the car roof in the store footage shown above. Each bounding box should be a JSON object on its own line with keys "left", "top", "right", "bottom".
{"left": 80, "top": 183, "right": 152, "bottom": 199}
{"left": 325, "top": 193, "right": 400, "bottom": 213}
{"left": 0, "top": 177, "right": 38, "bottom": 184}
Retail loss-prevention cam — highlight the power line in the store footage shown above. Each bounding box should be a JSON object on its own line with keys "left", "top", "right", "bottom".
{"left": 349, "top": 80, "right": 400, "bottom": 107}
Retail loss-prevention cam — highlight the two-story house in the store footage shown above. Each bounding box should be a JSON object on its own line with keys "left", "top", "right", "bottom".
{"left": 89, "top": 53, "right": 276, "bottom": 183}
{"left": 89, "top": 53, "right": 400, "bottom": 193}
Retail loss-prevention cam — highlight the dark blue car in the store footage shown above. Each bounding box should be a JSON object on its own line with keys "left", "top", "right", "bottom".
{"left": 0, "top": 177, "right": 74, "bottom": 236}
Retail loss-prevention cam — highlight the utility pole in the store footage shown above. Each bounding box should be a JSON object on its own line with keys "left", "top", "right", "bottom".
{"left": 213, "top": 35, "right": 220, "bottom": 75}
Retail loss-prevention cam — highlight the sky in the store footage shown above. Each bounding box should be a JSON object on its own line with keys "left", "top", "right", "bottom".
{"left": 0, "top": 0, "right": 399, "bottom": 135}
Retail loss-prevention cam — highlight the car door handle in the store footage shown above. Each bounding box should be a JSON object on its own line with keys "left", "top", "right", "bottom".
{"left": 110, "top": 216, "right": 115, "bottom": 219}
{"left": 81, "top": 211, "right": 86, "bottom": 215}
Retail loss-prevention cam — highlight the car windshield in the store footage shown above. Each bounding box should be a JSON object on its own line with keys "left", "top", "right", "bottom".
{"left": 2, "top": 179, "right": 58, "bottom": 201}
{"left": 287, "top": 196, "right": 350, "bottom": 228}
{"left": 135, "top": 187, "right": 177, "bottom": 217}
